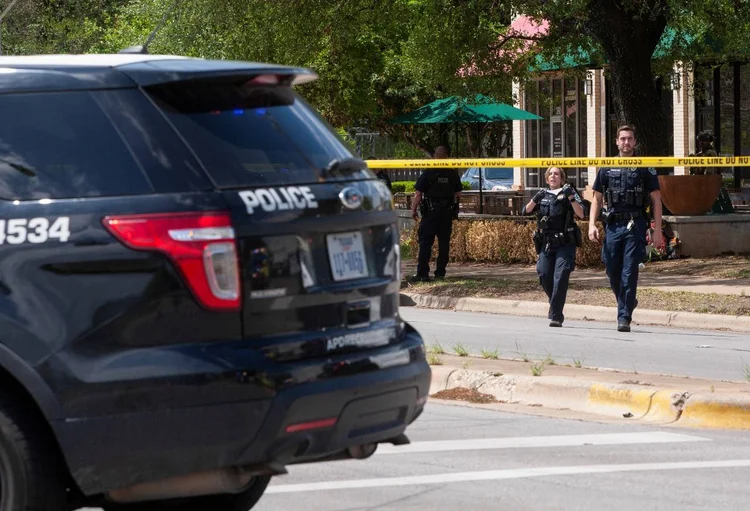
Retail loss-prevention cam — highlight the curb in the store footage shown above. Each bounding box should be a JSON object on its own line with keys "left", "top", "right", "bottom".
{"left": 428, "top": 367, "right": 750, "bottom": 430}
{"left": 401, "top": 293, "right": 750, "bottom": 333}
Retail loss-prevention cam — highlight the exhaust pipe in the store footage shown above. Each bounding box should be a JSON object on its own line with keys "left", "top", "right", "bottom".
{"left": 106, "top": 464, "right": 285, "bottom": 504}
{"left": 346, "top": 443, "right": 378, "bottom": 459}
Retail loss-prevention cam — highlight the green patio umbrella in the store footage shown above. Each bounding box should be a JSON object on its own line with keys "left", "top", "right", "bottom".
{"left": 388, "top": 95, "right": 541, "bottom": 215}
{"left": 388, "top": 94, "right": 542, "bottom": 124}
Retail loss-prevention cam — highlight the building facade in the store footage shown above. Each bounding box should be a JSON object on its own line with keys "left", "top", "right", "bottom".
{"left": 511, "top": 62, "right": 750, "bottom": 192}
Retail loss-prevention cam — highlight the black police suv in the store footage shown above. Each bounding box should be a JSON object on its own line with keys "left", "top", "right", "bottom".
{"left": 0, "top": 54, "right": 430, "bottom": 510}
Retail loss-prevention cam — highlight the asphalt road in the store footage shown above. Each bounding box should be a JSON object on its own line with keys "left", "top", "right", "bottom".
{"left": 257, "top": 403, "right": 750, "bottom": 511}
{"left": 400, "top": 307, "right": 750, "bottom": 381}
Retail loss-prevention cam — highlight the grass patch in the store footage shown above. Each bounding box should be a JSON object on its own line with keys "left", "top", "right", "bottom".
{"left": 481, "top": 348, "right": 500, "bottom": 360}
{"left": 405, "top": 277, "right": 750, "bottom": 316}
{"left": 399, "top": 242, "right": 413, "bottom": 261}
{"left": 515, "top": 342, "right": 530, "bottom": 362}
{"left": 530, "top": 362, "right": 545, "bottom": 377}
{"left": 452, "top": 342, "right": 469, "bottom": 357}
{"left": 429, "top": 342, "right": 446, "bottom": 355}
{"left": 543, "top": 352, "right": 556, "bottom": 366}
{"left": 743, "top": 362, "right": 750, "bottom": 382}
{"left": 427, "top": 352, "right": 443, "bottom": 365}
{"left": 572, "top": 356, "right": 585, "bottom": 368}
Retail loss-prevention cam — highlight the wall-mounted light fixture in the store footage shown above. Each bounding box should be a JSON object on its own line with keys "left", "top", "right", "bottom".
{"left": 670, "top": 71, "right": 682, "bottom": 91}
{"left": 583, "top": 79, "right": 593, "bottom": 96}
{"left": 584, "top": 80, "right": 593, "bottom": 96}
{"left": 583, "top": 71, "right": 594, "bottom": 96}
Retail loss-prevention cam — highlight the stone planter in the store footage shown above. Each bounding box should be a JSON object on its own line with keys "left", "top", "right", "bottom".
{"left": 658, "top": 175, "right": 722, "bottom": 216}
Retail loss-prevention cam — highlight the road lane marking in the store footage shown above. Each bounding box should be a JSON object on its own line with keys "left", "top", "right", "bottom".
{"left": 374, "top": 432, "right": 709, "bottom": 455}
{"left": 266, "top": 459, "right": 750, "bottom": 494}
{"left": 404, "top": 319, "right": 485, "bottom": 329}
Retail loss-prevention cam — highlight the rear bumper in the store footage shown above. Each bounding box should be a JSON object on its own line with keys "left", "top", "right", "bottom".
{"left": 51, "top": 324, "right": 430, "bottom": 496}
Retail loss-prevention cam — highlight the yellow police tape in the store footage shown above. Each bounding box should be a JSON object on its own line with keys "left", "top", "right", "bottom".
{"left": 365, "top": 156, "right": 750, "bottom": 169}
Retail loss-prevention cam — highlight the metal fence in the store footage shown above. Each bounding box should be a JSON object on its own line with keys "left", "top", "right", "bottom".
{"left": 393, "top": 190, "right": 530, "bottom": 216}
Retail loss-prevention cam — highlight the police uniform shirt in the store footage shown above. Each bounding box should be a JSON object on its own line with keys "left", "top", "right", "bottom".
{"left": 538, "top": 188, "right": 582, "bottom": 232}
{"left": 415, "top": 169, "right": 462, "bottom": 199}
{"left": 592, "top": 167, "right": 660, "bottom": 214}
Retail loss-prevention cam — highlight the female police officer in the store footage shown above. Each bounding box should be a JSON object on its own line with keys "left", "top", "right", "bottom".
{"left": 525, "top": 167, "right": 585, "bottom": 327}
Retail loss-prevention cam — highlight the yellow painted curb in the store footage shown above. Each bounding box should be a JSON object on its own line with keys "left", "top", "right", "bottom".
{"left": 680, "top": 397, "right": 750, "bottom": 430}
{"left": 587, "top": 384, "right": 681, "bottom": 422}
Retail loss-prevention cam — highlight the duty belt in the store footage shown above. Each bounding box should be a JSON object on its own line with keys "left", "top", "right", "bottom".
{"left": 425, "top": 197, "right": 453, "bottom": 208}
{"left": 606, "top": 211, "right": 642, "bottom": 223}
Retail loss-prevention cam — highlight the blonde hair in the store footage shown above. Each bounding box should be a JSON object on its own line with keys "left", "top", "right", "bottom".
{"left": 544, "top": 166, "right": 566, "bottom": 182}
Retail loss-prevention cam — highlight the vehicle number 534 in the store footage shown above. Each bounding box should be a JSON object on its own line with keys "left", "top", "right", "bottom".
{"left": 0, "top": 217, "right": 71, "bottom": 245}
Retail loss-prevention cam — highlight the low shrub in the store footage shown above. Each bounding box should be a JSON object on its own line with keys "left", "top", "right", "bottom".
{"left": 391, "top": 180, "right": 471, "bottom": 193}
{"left": 391, "top": 181, "right": 416, "bottom": 193}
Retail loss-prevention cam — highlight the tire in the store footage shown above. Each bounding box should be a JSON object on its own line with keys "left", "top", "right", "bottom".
{"left": 0, "top": 396, "right": 68, "bottom": 511}
{"left": 104, "top": 475, "right": 272, "bottom": 511}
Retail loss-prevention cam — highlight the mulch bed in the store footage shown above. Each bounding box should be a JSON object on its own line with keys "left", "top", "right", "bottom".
{"left": 431, "top": 387, "right": 498, "bottom": 404}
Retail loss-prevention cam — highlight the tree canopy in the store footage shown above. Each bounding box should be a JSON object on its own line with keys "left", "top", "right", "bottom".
{"left": 1, "top": 0, "right": 748, "bottom": 158}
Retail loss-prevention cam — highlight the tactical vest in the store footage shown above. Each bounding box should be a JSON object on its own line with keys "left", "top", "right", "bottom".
{"left": 603, "top": 168, "right": 647, "bottom": 210}
{"left": 537, "top": 191, "right": 570, "bottom": 233}
{"left": 424, "top": 170, "right": 456, "bottom": 200}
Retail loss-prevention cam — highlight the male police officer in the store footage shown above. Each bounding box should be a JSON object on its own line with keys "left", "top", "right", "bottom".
{"left": 588, "top": 125, "right": 662, "bottom": 332}
{"left": 410, "top": 145, "right": 462, "bottom": 281}
{"left": 689, "top": 131, "right": 719, "bottom": 175}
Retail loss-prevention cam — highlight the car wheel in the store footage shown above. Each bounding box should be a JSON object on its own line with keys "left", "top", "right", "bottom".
{"left": 0, "top": 396, "right": 68, "bottom": 511}
{"left": 104, "top": 475, "right": 272, "bottom": 511}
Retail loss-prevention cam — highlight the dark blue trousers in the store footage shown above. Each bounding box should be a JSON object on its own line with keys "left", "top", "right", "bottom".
{"left": 416, "top": 208, "right": 453, "bottom": 278}
{"left": 601, "top": 217, "right": 647, "bottom": 322}
{"left": 536, "top": 244, "right": 576, "bottom": 323}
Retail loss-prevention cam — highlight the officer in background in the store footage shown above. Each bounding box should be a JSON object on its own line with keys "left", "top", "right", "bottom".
{"left": 687, "top": 132, "right": 735, "bottom": 214}
{"left": 688, "top": 131, "right": 719, "bottom": 175}
{"left": 365, "top": 155, "right": 393, "bottom": 192}
{"left": 409, "top": 145, "right": 462, "bottom": 281}
{"left": 588, "top": 125, "right": 662, "bottom": 332}
{"left": 525, "top": 167, "right": 584, "bottom": 327}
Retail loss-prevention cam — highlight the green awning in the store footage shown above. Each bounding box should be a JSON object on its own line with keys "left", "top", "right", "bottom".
{"left": 388, "top": 94, "right": 543, "bottom": 124}
{"left": 529, "top": 27, "right": 698, "bottom": 72}
{"left": 530, "top": 48, "right": 593, "bottom": 72}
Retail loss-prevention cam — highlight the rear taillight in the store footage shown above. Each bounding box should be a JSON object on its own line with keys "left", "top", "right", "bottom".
{"left": 102, "top": 212, "right": 240, "bottom": 311}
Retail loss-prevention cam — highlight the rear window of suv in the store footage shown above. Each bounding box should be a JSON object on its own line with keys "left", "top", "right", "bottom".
{"left": 144, "top": 77, "right": 370, "bottom": 188}
{"left": 0, "top": 91, "right": 153, "bottom": 201}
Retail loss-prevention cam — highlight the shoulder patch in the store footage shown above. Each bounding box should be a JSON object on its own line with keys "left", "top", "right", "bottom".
{"left": 648, "top": 168, "right": 657, "bottom": 176}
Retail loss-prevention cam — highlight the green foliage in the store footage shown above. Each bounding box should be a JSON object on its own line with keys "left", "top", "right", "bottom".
{"left": 391, "top": 180, "right": 468, "bottom": 193}
{"left": 0, "top": 0, "right": 121, "bottom": 55}
{"left": 452, "top": 342, "right": 469, "bottom": 357}
{"left": 481, "top": 348, "right": 500, "bottom": 360}
{"left": 2, "top": 0, "right": 748, "bottom": 158}
{"left": 391, "top": 181, "right": 417, "bottom": 193}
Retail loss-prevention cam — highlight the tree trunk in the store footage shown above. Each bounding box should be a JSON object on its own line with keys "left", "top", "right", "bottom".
{"left": 464, "top": 123, "right": 483, "bottom": 157}
{"left": 585, "top": 0, "right": 671, "bottom": 160}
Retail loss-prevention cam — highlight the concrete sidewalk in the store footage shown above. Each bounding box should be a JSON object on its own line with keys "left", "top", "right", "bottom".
{"left": 400, "top": 260, "right": 750, "bottom": 332}
{"left": 430, "top": 355, "right": 750, "bottom": 431}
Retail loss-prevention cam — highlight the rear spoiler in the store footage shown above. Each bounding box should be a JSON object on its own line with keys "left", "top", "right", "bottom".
{"left": 117, "top": 59, "right": 318, "bottom": 87}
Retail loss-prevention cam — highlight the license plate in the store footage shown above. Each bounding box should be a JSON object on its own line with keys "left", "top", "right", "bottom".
{"left": 326, "top": 231, "right": 369, "bottom": 281}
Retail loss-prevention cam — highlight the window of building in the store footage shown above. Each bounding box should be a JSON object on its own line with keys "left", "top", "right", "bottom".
{"left": 523, "top": 76, "right": 589, "bottom": 189}
{"left": 720, "top": 66, "right": 736, "bottom": 162}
